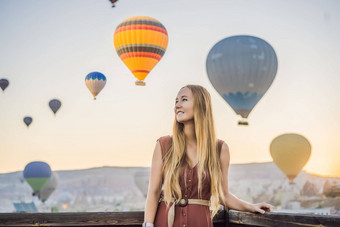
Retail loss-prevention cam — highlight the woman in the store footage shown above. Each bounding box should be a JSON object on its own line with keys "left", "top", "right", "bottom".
{"left": 143, "top": 85, "right": 273, "bottom": 227}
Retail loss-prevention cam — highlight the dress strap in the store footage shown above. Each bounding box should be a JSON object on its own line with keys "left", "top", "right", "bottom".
{"left": 157, "top": 135, "right": 172, "bottom": 159}
{"left": 217, "top": 139, "right": 224, "bottom": 155}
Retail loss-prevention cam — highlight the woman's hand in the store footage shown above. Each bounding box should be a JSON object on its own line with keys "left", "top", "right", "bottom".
{"left": 248, "top": 202, "right": 274, "bottom": 214}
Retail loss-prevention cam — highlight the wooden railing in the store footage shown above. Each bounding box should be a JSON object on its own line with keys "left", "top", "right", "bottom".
{"left": 0, "top": 210, "right": 339, "bottom": 226}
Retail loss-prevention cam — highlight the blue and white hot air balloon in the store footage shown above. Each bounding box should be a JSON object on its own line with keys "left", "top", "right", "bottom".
{"left": 85, "top": 72, "right": 107, "bottom": 100}
{"left": 206, "top": 35, "right": 278, "bottom": 125}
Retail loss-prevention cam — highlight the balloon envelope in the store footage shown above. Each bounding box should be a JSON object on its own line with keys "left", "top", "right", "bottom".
{"left": 49, "top": 99, "right": 62, "bottom": 115}
{"left": 85, "top": 72, "right": 106, "bottom": 100}
{"left": 58, "top": 192, "right": 73, "bottom": 209}
{"left": 114, "top": 16, "right": 168, "bottom": 86}
{"left": 0, "top": 78, "right": 9, "bottom": 92}
{"left": 270, "top": 133, "right": 311, "bottom": 182}
{"left": 23, "top": 161, "right": 52, "bottom": 194}
{"left": 206, "top": 35, "right": 278, "bottom": 120}
{"left": 23, "top": 116, "right": 33, "bottom": 127}
{"left": 37, "top": 172, "right": 58, "bottom": 202}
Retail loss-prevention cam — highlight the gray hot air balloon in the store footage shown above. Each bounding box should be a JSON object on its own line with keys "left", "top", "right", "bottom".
{"left": 49, "top": 99, "right": 62, "bottom": 115}
{"left": 134, "top": 170, "right": 150, "bottom": 198}
{"left": 206, "top": 35, "right": 278, "bottom": 125}
{"left": 37, "top": 172, "right": 58, "bottom": 203}
{"left": 23, "top": 116, "right": 33, "bottom": 127}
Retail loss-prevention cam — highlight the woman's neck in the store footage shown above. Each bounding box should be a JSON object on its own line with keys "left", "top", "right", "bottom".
{"left": 183, "top": 121, "right": 196, "bottom": 147}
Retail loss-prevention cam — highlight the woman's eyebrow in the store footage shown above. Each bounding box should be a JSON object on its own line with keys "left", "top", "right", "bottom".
{"left": 176, "top": 95, "right": 188, "bottom": 100}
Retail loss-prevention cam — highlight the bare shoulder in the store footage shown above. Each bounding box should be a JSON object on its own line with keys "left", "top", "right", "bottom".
{"left": 154, "top": 140, "right": 161, "bottom": 151}
{"left": 151, "top": 140, "right": 162, "bottom": 164}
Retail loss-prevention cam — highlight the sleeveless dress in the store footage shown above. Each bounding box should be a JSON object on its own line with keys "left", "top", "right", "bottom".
{"left": 154, "top": 136, "right": 224, "bottom": 227}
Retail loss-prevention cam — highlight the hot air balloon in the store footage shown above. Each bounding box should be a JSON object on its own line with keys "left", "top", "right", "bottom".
{"left": 49, "top": 99, "right": 62, "bottom": 115}
{"left": 58, "top": 192, "right": 73, "bottom": 209}
{"left": 270, "top": 133, "right": 311, "bottom": 182}
{"left": 114, "top": 16, "right": 169, "bottom": 86}
{"left": 37, "top": 172, "right": 58, "bottom": 202}
{"left": 134, "top": 170, "right": 150, "bottom": 198}
{"left": 23, "top": 116, "right": 33, "bottom": 127}
{"left": 108, "top": 0, "right": 118, "bottom": 7}
{"left": 206, "top": 35, "right": 278, "bottom": 125}
{"left": 85, "top": 72, "right": 106, "bottom": 100}
{"left": 0, "top": 79, "right": 9, "bottom": 92}
{"left": 23, "top": 161, "right": 52, "bottom": 196}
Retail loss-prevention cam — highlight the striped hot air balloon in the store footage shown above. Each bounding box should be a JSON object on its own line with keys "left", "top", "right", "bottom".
{"left": 0, "top": 79, "right": 9, "bottom": 92}
{"left": 85, "top": 72, "right": 107, "bottom": 100}
{"left": 37, "top": 172, "right": 58, "bottom": 203}
{"left": 114, "top": 16, "right": 168, "bottom": 86}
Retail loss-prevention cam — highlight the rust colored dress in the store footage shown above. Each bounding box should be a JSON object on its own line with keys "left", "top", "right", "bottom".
{"left": 154, "top": 136, "right": 224, "bottom": 227}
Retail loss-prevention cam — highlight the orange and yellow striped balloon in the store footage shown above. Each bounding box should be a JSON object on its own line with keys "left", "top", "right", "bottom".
{"left": 114, "top": 16, "right": 168, "bottom": 86}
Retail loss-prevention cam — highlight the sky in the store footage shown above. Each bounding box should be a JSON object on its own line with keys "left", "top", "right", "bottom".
{"left": 0, "top": 0, "right": 339, "bottom": 177}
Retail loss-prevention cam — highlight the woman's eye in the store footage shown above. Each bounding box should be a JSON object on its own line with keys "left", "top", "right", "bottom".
{"left": 182, "top": 98, "right": 187, "bottom": 101}
{"left": 175, "top": 100, "right": 178, "bottom": 104}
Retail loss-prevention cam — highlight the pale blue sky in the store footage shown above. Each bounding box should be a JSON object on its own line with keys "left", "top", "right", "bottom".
{"left": 0, "top": 0, "right": 339, "bottom": 177}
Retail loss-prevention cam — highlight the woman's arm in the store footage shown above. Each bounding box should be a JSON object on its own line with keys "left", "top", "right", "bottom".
{"left": 220, "top": 142, "right": 274, "bottom": 214}
{"left": 144, "top": 141, "right": 163, "bottom": 223}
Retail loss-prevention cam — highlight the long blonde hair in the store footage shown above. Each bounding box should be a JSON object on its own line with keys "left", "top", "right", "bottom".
{"left": 162, "top": 84, "right": 225, "bottom": 218}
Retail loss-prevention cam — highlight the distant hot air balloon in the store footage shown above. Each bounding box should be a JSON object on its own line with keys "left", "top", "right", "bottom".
{"left": 270, "top": 133, "right": 311, "bottom": 182}
{"left": 23, "top": 116, "right": 33, "bottom": 127}
{"left": 114, "top": 16, "right": 169, "bottom": 86}
{"left": 23, "top": 161, "right": 52, "bottom": 196}
{"left": 0, "top": 79, "right": 9, "bottom": 92}
{"left": 85, "top": 72, "right": 107, "bottom": 100}
{"left": 108, "top": 0, "right": 118, "bottom": 7}
{"left": 134, "top": 170, "right": 150, "bottom": 198}
{"left": 58, "top": 192, "right": 73, "bottom": 209}
{"left": 37, "top": 172, "right": 58, "bottom": 203}
{"left": 206, "top": 35, "right": 278, "bottom": 125}
{"left": 49, "top": 99, "right": 62, "bottom": 115}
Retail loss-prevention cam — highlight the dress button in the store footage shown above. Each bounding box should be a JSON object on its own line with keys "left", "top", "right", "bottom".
{"left": 185, "top": 194, "right": 187, "bottom": 197}
{"left": 183, "top": 212, "right": 186, "bottom": 216}
{"left": 183, "top": 225, "right": 186, "bottom": 227}
{"left": 189, "top": 179, "right": 191, "bottom": 182}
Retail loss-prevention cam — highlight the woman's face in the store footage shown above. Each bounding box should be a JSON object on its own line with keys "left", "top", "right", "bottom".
{"left": 174, "top": 87, "right": 194, "bottom": 123}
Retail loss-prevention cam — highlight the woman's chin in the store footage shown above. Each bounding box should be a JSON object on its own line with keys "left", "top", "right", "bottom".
{"left": 176, "top": 117, "right": 185, "bottom": 123}
{"left": 176, "top": 118, "right": 193, "bottom": 124}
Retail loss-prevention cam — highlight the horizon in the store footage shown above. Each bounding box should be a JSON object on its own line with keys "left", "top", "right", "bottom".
{"left": 1, "top": 161, "right": 339, "bottom": 179}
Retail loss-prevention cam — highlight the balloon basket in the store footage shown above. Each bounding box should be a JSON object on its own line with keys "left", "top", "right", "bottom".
{"left": 135, "top": 80, "right": 146, "bottom": 86}
{"left": 238, "top": 120, "right": 249, "bottom": 126}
